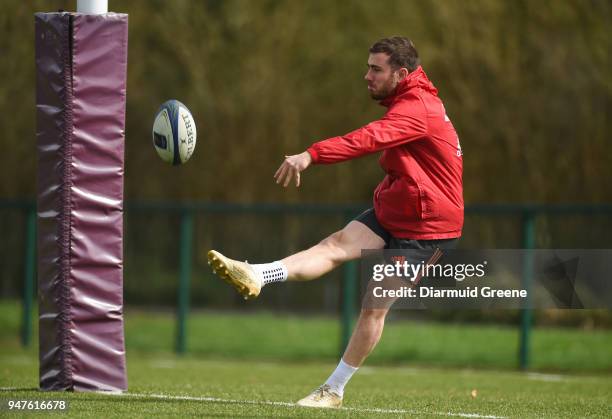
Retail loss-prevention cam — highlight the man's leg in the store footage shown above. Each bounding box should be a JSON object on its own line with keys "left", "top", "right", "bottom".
{"left": 317, "top": 243, "right": 452, "bottom": 403}
{"left": 208, "top": 220, "right": 385, "bottom": 299}
{"left": 298, "top": 270, "right": 404, "bottom": 407}
{"left": 342, "top": 308, "right": 388, "bottom": 367}
{"left": 296, "top": 308, "right": 390, "bottom": 408}
{"left": 282, "top": 221, "right": 385, "bottom": 281}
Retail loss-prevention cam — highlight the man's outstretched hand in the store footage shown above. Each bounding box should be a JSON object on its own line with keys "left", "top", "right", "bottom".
{"left": 274, "top": 151, "right": 313, "bottom": 187}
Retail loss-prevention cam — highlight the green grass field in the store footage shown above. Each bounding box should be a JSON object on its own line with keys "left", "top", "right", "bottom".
{"left": 2, "top": 354, "right": 611, "bottom": 417}
{"left": 1, "top": 301, "right": 611, "bottom": 417}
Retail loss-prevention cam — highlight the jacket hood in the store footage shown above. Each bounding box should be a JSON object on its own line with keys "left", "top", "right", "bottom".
{"left": 380, "top": 66, "right": 438, "bottom": 107}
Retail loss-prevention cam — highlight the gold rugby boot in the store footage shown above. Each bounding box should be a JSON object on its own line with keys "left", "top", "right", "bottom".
{"left": 296, "top": 384, "right": 343, "bottom": 408}
{"left": 207, "top": 250, "right": 261, "bottom": 300}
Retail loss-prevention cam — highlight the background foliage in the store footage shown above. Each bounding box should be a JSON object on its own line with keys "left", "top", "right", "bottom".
{"left": 1, "top": 0, "right": 610, "bottom": 203}
{"left": 1, "top": 1, "right": 611, "bottom": 320}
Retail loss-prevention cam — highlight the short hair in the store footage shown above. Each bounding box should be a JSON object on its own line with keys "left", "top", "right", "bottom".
{"left": 369, "top": 37, "right": 420, "bottom": 72}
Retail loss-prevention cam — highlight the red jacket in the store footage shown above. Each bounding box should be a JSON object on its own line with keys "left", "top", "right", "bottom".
{"left": 307, "top": 67, "right": 463, "bottom": 239}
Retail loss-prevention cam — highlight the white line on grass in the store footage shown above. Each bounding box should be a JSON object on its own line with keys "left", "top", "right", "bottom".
{"left": 526, "top": 372, "right": 566, "bottom": 382}
{"left": 119, "top": 392, "right": 506, "bottom": 418}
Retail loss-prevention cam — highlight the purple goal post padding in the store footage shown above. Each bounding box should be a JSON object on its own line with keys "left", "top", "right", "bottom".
{"left": 35, "top": 12, "right": 128, "bottom": 392}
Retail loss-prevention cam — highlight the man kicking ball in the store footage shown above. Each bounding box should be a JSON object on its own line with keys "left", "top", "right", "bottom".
{"left": 208, "top": 36, "right": 464, "bottom": 408}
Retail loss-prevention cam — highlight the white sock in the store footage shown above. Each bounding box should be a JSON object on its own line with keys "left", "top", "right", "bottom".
{"left": 324, "top": 359, "right": 358, "bottom": 396}
{"left": 251, "top": 261, "right": 288, "bottom": 287}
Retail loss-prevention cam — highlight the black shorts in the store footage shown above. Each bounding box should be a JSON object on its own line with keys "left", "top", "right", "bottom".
{"left": 354, "top": 208, "right": 459, "bottom": 250}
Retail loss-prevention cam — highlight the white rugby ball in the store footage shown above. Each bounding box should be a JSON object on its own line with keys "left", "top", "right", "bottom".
{"left": 152, "top": 100, "right": 197, "bottom": 165}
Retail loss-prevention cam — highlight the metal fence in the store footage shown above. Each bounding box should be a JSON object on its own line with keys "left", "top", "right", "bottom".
{"left": 2, "top": 199, "right": 612, "bottom": 368}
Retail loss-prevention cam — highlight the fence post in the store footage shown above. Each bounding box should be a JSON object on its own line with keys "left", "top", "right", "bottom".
{"left": 519, "top": 209, "right": 535, "bottom": 369}
{"left": 340, "top": 212, "right": 359, "bottom": 355}
{"left": 341, "top": 260, "right": 358, "bottom": 354}
{"left": 176, "top": 209, "right": 194, "bottom": 354}
{"left": 21, "top": 205, "right": 36, "bottom": 347}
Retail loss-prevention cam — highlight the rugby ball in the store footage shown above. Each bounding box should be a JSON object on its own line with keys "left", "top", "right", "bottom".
{"left": 152, "top": 100, "right": 197, "bottom": 165}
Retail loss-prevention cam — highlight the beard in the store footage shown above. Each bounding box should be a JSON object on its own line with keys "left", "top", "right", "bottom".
{"left": 369, "top": 78, "right": 398, "bottom": 100}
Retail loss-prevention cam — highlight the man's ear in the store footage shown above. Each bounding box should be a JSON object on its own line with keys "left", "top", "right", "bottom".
{"left": 397, "top": 67, "right": 410, "bottom": 80}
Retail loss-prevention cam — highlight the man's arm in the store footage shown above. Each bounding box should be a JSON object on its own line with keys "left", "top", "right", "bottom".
{"left": 273, "top": 106, "right": 426, "bottom": 187}
{"left": 308, "top": 110, "right": 427, "bottom": 164}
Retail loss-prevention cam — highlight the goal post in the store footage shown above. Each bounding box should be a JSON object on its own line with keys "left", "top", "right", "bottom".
{"left": 35, "top": 7, "right": 128, "bottom": 392}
